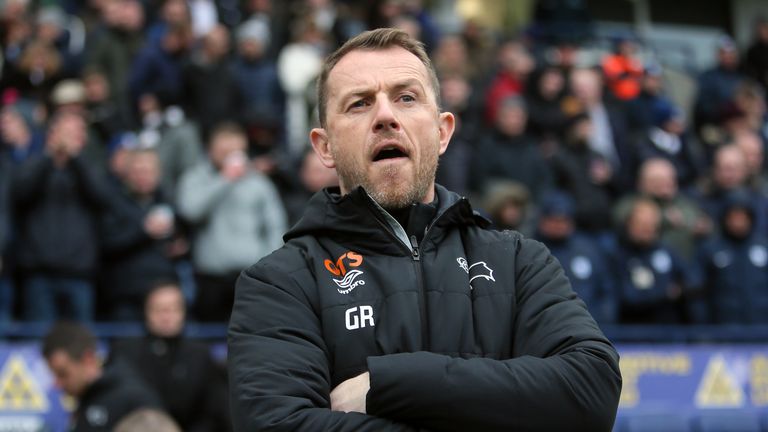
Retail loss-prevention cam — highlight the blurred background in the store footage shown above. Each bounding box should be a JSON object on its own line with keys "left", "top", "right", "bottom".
{"left": 1, "top": 0, "right": 768, "bottom": 430}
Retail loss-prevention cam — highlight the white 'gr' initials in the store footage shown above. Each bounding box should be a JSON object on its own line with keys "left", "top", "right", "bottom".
{"left": 345, "top": 305, "right": 374, "bottom": 330}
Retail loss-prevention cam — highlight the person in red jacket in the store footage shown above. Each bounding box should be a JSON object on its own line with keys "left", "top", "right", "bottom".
{"left": 602, "top": 36, "right": 644, "bottom": 101}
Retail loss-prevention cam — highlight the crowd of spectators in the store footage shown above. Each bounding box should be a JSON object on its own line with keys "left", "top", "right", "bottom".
{"left": 2, "top": 0, "right": 768, "bottom": 331}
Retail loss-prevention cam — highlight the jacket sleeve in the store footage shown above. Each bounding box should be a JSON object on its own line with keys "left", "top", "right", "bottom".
{"left": 365, "top": 238, "right": 622, "bottom": 432}
{"left": 11, "top": 155, "right": 54, "bottom": 207}
{"left": 255, "top": 176, "right": 288, "bottom": 253}
{"left": 176, "top": 165, "right": 231, "bottom": 224}
{"left": 228, "top": 255, "right": 419, "bottom": 432}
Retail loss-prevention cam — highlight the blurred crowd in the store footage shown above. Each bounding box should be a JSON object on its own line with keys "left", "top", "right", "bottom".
{"left": 1, "top": 0, "right": 768, "bottom": 329}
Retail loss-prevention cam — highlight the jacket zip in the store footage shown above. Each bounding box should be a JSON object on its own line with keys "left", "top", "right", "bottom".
{"left": 409, "top": 234, "right": 429, "bottom": 347}
{"left": 362, "top": 193, "right": 469, "bottom": 350}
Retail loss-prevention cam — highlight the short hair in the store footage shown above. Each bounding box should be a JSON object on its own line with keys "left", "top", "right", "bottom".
{"left": 113, "top": 408, "right": 181, "bottom": 432}
{"left": 316, "top": 28, "right": 440, "bottom": 128}
{"left": 144, "top": 278, "right": 183, "bottom": 308}
{"left": 209, "top": 120, "right": 246, "bottom": 141}
{"left": 42, "top": 321, "right": 97, "bottom": 360}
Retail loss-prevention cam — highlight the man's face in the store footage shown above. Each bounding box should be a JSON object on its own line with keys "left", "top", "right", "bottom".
{"left": 714, "top": 148, "right": 748, "bottom": 190}
{"left": 627, "top": 203, "right": 661, "bottom": 247}
{"left": 126, "top": 152, "right": 160, "bottom": 196}
{"left": 311, "top": 47, "right": 454, "bottom": 209}
{"left": 145, "top": 286, "right": 185, "bottom": 338}
{"left": 46, "top": 350, "right": 93, "bottom": 397}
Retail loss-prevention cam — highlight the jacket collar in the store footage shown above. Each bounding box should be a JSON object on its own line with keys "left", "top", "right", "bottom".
{"left": 284, "top": 184, "right": 489, "bottom": 251}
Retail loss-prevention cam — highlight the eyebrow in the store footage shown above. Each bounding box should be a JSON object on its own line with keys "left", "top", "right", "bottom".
{"left": 337, "top": 79, "right": 426, "bottom": 108}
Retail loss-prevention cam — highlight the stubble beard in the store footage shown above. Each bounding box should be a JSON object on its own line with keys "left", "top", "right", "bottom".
{"left": 333, "top": 144, "right": 439, "bottom": 210}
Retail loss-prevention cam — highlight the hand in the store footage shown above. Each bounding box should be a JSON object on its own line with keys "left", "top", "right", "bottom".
{"left": 222, "top": 151, "right": 248, "bottom": 180}
{"left": 144, "top": 210, "right": 174, "bottom": 239}
{"left": 589, "top": 159, "right": 612, "bottom": 185}
{"left": 330, "top": 372, "right": 369, "bottom": 413}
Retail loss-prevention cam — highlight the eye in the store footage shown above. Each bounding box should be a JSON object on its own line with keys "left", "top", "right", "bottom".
{"left": 400, "top": 94, "right": 416, "bottom": 103}
{"left": 348, "top": 99, "right": 368, "bottom": 110}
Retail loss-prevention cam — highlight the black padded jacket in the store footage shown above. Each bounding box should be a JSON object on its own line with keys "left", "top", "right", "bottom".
{"left": 228, "top": 185, "right": 622, "bottom": 431}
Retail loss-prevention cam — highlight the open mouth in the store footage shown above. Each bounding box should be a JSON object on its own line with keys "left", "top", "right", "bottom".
{"left": 373, "top": 147, "right": 408, "bottom": 161}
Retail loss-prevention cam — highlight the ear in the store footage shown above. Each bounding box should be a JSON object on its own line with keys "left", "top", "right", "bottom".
{"left": 310, "top": 127, "right": 336, "bottom": 169}
{"left": 437, "top": 112, "right": 456, "bottom": 156}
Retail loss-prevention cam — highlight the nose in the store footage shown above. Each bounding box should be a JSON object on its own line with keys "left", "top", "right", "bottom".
{"left": 372, "top": 96, "right": 400, "bottom": 133}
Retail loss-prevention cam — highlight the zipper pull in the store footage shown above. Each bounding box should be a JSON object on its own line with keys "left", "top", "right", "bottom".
{"left": 410, "top": 235, "right": 420, "bottom": 261}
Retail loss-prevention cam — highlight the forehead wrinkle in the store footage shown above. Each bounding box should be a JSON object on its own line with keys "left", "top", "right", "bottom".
{"left": 328, "top": 47, "right": 435, "bottom": 100}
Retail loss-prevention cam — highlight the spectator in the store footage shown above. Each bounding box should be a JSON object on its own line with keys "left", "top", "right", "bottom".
{"left": 744, "top": 17, "right": 768, "bottom": 94}
{"left": 177, "top": 122, "right": 287, "bottom": 321}
{"left": 635, "top": 98, "right": 703, "bottom": 187}
{"left": 135, "top": 93, "right": 204, "bottom": 198}
{"left": 145, "top": 0, "right": 192, "bottom": 45}
{"left": 0, "top": 0, "right": 33, "bottom": 85}
{"left": 470, "top": 95, "right": 553, "bottom": 201}
{"left": 616, "top": 158, "right": 710, "bottom": 261}
{"left": 233, "top": 18, "right": 286, "bottom": 151}
{"left": 280, "top": 148, "right": 338, "bottom": 226}
{"left": 48, "top": 79, "right": 110, "bottom": 175}
{"left": 602, "top": 36, "right": 644, "bottom": 101}
{"left": 85, "top": 0, "right": 145, "bottom": 123}
{"left": 114, "top": 409, "right": 181, "bottom": 432}
{"left": 276, "top": 15, "right": 326, "bottom": 156}
{"left": 43, "top": 321, "right": 162, "bottom": 431}
{"left": 733, "top": 130, "right": 768, "bottom": 192}
{"left": 694, "top": 36, "right": 747, "bottom": 135}
{"left": 535, "top": 191, "right": 616, "bottom": 323}
{"left": 697, "top": 189, "right": 768, "bottom": 323}
{"left": 611, "top": 198, "right": 698, "bottom": 324}
{"left": 433, "top": 34, "right": 476, "bottom": 83}
{"left": 181, "top": 24, "right": 240, "bottom": 141}
{"left": 695, "top": 144, "right": 768, "bottom": 236}
{"left": 548, "top": 113, "right": 616, "bottom": 236}
{"left": 13, "top": 111, "right": 110, "bottom": 322}
{"left": 435, "top": 74, "right": 476, "bottom": 196}
{"left": 525, "top": 65, "right": 571, "bottom": 144}
{"left": 82, "top": 68, "right": 132, "bottom": 145}
{"left": 33, "top": 5, "right": 84, "bottom": 77}
{"left": 626, "top": 63, "right": 666, "bottom": 133}
{"left": 128, "top": 22, "right": 192, "bottom": 110}
{"left": 111, "top": 281, "right": 230, "bottom": 431}
{"left": 3, "top": 39, "right": 64, "bottom": 101}
{"left": 481, "top": 180, "right": 535, "bottom": 237}
{"left": 569, "top": 67, "right": 634, "bottom": 190}
{"left": 99, "top": 149, "right": 181, "bottom": 320}
{"left": 484, "top": 39, "right": 534, "bottom": 125}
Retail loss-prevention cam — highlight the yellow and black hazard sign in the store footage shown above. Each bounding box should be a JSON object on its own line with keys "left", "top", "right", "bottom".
{"left": 0, "top": 354, "right": 48, "bottom": 411}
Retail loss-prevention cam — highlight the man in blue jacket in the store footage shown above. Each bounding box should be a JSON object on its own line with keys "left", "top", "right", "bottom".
{"left": 697, "top": 188, "right": 768, "bottom": 323}
{"left": 228, "top": 28, "right": 621, "bottom": 431}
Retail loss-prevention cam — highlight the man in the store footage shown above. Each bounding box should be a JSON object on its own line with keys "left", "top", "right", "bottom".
{"left": 696, "top": 189, "right": 768, "bottom": 323}
{"left": 610, "top": 198, "right": 701, "bottom": 324}
{"left": 614, "top": 158, "right": 709, "bottom": 261}
{"left": 228, "top": 29, "right": 621, "bottom": 431}
{"left": 110, "top": 281, "right": 230, "bottom": 431}
{"left": 535, "top": 192, "right": 616, "bottom": 324}
{"left": 470, "top": 95, "right": 553, "bottom": 201}
{"left": 42, "top": 321, "right": 161, "bottom": 431}
{"left": 177, "top": 121, "right": 286, "bottom": 321}
{"left": 13, "top": 111, "right": 109, "bottom": 322}
{"left": 99, "top": 149, "right": 179, "bottom": 320}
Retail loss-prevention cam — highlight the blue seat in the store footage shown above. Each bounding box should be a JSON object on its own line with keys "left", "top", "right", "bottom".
{"left": 693, "top": 411, "right": 761, "bottom": 432}
{"left": 621, "top": 413, "right": 691, "bottom": 432}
